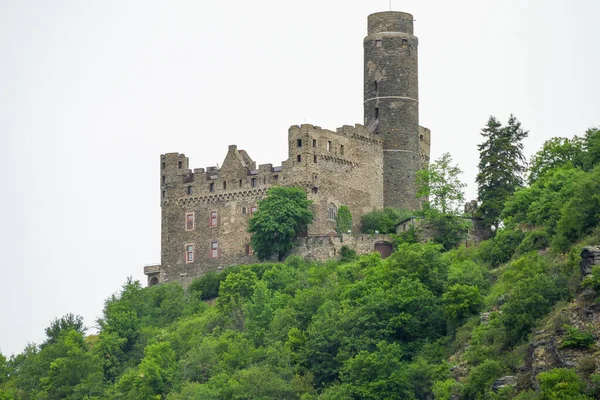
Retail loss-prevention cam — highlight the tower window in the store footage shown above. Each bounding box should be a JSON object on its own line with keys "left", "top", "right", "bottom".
{"left": 239, "top": 179, "right": 243, "bottom": 187}
{"left": 402, "top": 39, "right": 408, "bottom": 48}
{"left": 209, "top": 241, "right": 219, "bottom": 259}
{"left": 187, "top": 186, "right": 193, "bottom": 195}
{"left": 328, "top": 203, "right": 338, "bottom": 221}
{"left": 185, "top": 244, "right": 194, "bottom": 263}
{"left": 223, "top": 181, "right": 227, "bottom": 190}
{"left": 312, "top": 139, "right": 317, "bottom": 147}
{"left": 178, "top": 161, "right": 182, "bottom": 169}
{"left": 374, "top": 80, "right": 378, "bottom": 91}
{"left": 314, "top": 155, "right": 317, "bottom": 163}
{"left": 185, "top": 213, "right": 194, "bottom": 230}
{"left": 340, "top": 145, "right": 344, "bottom": 155}
{"left": 209, "top": 210, "right": 218, "bottom": 227}
{"left": 162, "top": 175, "right": 166, "bottom": 184}
{"left": 251, "top": 178, "right": 257, "bottom": 187}
{"left": 297, "top": 139, "right": 302, "bottom": 147}
{"left": 297, "top": 154, "right": 301, "bottom": 162}
{"left": 375, "top": 107, "right": 379, "bottom": 119}
{"left": 375, "top": 39, "right": 382, "bottom": 47}
{"left": 209, "top": 182, "right": 215, "bottom": 192}
{"left": 420, "top": 134, "right": 424, "bottom": 141}
{"left": 162, "top": 190, "right": 165, "bottom": 198}
{"left": 327, "top": 141, "right": 331, "bottom": 151}
{"left": 245, "top": 244, "right": 254, "bottom": 256}
{"left": 162, "top": 162, "right": 165, "bottom": 169}
{"left": 273, "top": 174, "right": 279, "bottom": 182}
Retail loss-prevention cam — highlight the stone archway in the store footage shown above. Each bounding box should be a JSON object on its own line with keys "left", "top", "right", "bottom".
{"left": 149, "top": 276, "right": 159, "bottom": 286}
{"left": 374, "top": 242, "right": 393, "bottom": 259}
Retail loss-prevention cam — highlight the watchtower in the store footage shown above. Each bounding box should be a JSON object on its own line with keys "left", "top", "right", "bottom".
{"left": 364, "top": 12, "right": 421, "bottom": 210}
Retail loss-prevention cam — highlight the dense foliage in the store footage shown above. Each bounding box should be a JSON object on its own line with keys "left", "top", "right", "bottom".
{"left": 2, "top": 126, "right": 600, "bottom": 399}
{"left": 248, "top": 186, "right": 313, "bottom": 261}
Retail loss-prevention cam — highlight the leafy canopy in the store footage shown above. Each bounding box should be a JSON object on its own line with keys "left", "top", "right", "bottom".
{"left": 248, "top": 186, "right": 313, "bottom": 261}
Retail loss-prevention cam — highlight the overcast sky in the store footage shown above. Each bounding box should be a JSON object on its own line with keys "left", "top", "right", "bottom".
{"left": 1, "top": 0, "right": 599, "bottom": 356}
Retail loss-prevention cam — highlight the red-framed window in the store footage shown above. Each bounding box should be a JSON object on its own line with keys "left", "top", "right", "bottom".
{"left": 185, "top": 244, "right": 194, "bottom": 263}
{"left": 210, "top": 241, "right": 219, "bottom": 259}
{"left": 209, "top": 210, "right": 218, "bottom": 227}
{"left": 185, "top": 212, "right": 194, "bottom": 231}
{"left": 250, "top": 206, "right": 258, "bottom": 217}
{"left": 245, "top": 244, "right": 254, "bottom": 256}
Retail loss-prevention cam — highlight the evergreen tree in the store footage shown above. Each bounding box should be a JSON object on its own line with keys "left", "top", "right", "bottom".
{"left": 476, "top": 115, "right": 528, "bottom": 233}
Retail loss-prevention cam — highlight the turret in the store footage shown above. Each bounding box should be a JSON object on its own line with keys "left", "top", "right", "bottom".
{"left": 364, "top": 11, "right": 421, "bottom": 210}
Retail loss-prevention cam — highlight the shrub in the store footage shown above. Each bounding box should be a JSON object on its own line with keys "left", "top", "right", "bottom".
{"left": 335, "top": 205, "right": 353, "bottom": 234}
{"left": 560, "top": 325, "right": 595, "bottom": 349}
{"left": 360, "top": 207, "right": 411, "bottom": 234}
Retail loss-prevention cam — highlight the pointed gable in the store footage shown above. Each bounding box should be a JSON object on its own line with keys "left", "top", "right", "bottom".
{"left": 219, "top": 145, "right": 256, "bottom": 179}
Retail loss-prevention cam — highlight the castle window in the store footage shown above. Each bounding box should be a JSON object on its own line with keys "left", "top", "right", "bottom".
{"left": 420, "top": 134, "right": 424, "bottom": 141}
{"left": 328, "top": 203, "right": 338, "bottom": 221}
{"left": 242, "top": 207, "right": 247, "bottom": 214}
{"left": 185, "top": 213, "right": 194, "bottom": 230}
{"left": 187, "top": 186, "right": 193, "bottom": 195}
{"left": 250, "top": 205, "right": 257, "bottom": 217}
{"left": 312, "top": 186, "right": 318, "bottom": 194}
{"left": 374, "top": 80, "right": 378, "bottom": 91}
{"left": 273, "top": 174, "right": 279, "bottom": 182}
{"left": 185, "top": 244, "right": 194, "bottom": 263}
{"left": 340, "top": 145, "right": 344, "bottom": 155}
{"left": 239, "top": 179, "right": 243, "bottom": 188}
{"left": 327, "top": 141, "right": 331, "bottom": 151}
{"left": 312, "top": 139, "right": 317, "bottom": 147}
{"left": 297, "top": 154, "right": 301, "bottom": 162}
{"left": 209, "top": 241, "right": 219, "bottom": 259}
{"left": 297, "top": 139, "right": 302, "bottom": 147}
{"left": 245, "top": 244, "right": 254, "bottom": 256}
{"left": 314, "top": 155, "right": 317, "bottom": 163}
{"left": 209, "top": 211, "right": 218, "bottom": 227}
{"left": 162, "top": 190, "right": 165, "bottom": 198}
{"left": 178, "top": 161, "right": 182, "bottom": 169}
{"left": 313, "top": 173, "right": 318, "bottom": 180}
{"left": 251, "top": 178, "right": 257, "bottom": 187}
{"left": 375, "top": 39, "right": 382, "bottom": 47}
{"left": 223, "top": 181, "right": 227, "bottom": 190}
{"left": 375, "top": 107, "right": 379, "bottom": 119}
{"left": 162, "top": 175, "right": 166, "bottom": 184}
{"left": 162, "top": 162, "right": 165, "bottom": 169}
{"left": 209, "top": 182, "right": 215, "bottom": 192}
{"left": 402, "top": 39, "right": 408, "bottom": 48}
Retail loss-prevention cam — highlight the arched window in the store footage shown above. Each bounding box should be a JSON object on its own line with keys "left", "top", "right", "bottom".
{"left": 328, "top": 203, "right": 337, "bottom": 221}
{"left": 149, "top": 277, "right": 159, "bottom": 286}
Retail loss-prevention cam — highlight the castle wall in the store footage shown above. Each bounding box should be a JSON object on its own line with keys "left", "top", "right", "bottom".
{"left": 283, "top": 124, "right": 384, "bottom": 235}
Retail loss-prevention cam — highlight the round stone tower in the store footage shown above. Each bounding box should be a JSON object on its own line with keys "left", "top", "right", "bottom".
{"left": 364, "top": 11, "right": 421, "bottom": 211}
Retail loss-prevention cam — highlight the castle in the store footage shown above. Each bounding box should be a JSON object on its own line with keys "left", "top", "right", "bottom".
{"left": 144, "top": 11, "right": 431, "bottom": 286}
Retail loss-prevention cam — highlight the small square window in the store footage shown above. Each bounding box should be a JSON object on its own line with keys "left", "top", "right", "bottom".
{"left": 187, "top": 186, "right": 192, "bottom": 195}
{"left": 312, "top": 139, "right": 317, "bottom": 147}
{"left": 273, "top": 174, "right": 279, "bottom": 182}
{"left": 209, "top": 182, "right": 215, "bottom": 192}
{"left": 210, "top": 241, "right": 219, "bottom": 259}
{"left": 242, "top": 207, "right": 247, "bottom": 214}
{"left": 297, "top": 139, "right": 302, "bottom": 147}
{"left": 185, "top": 213, "right": 194, "bottom": 230}
{"left": 209, "top": 211, "right": 218, "bottom": 227}
{"left": 297, "top": 154, "right": 301, "bottom": 162}
{"left": 375, "top": 39, "right": 382, "bottom": 47}
{"left": 185, "top": 244, "right": 194, "bottom": 263}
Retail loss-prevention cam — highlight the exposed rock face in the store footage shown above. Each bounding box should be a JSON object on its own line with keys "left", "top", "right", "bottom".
{"left": 581, "top": 246, "right": 600, "bottom": 277}
{"left": 492, "top": 376, "right": 518, "bottom": 393}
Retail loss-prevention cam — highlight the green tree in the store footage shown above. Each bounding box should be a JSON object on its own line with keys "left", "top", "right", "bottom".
{"left": 43, "top": 313, "right": 85, "bottom": 347}
{"left": 442, "top": 284, "right": 483, "bottom": 328}
{"left": 476, "top": 115, "right": 529, "bottom": 233}
{"left": 528, "top": 136, "right": 584, "bottom": 184}
{"left": 417, "top": 152, "right": 466, "bottom": 215}
{"left": 248, "top": 186, "right": 313, "bottom": 261}
{"left": 537, "top": 368, "right": 591, "bottom": 400}
{"left": 360, "top": 207, "right": 410, "bottom": 234}
{"left": 335, "top": 205, "right": 353, "bottom": 234}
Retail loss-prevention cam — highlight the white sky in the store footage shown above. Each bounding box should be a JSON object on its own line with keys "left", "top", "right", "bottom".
{"left": 1, "top": 0, "right": 599, "bottom": 356}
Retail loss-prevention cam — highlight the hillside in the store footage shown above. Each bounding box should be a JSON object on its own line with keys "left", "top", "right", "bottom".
{"left": 1, "top": 128, "right": 600, "bottom": 399}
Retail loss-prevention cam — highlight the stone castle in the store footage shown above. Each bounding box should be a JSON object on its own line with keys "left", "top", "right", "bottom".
{"left": 144, "top": 11, "right": 431, "bottom": 286}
